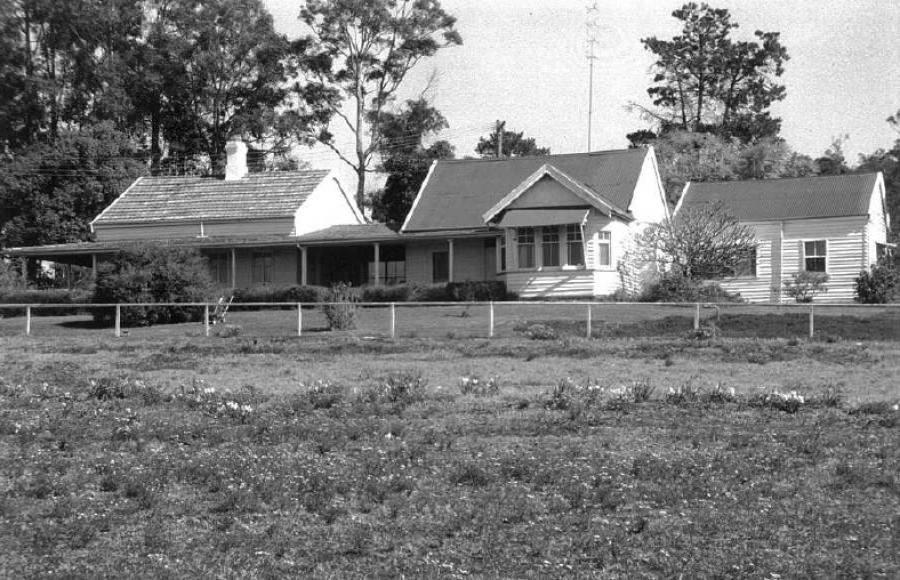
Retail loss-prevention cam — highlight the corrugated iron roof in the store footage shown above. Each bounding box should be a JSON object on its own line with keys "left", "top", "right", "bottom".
{"left": 93, "top": 170, "right": 331, "bottom": 225}
{"left": 402, "top": 148, "right": 648, "bottom": 232}
{"left": 294, "top": 223, "right": 401, "bottom": 244}
{"left": 679, "top": 173, "right": 879, "bottom": 221}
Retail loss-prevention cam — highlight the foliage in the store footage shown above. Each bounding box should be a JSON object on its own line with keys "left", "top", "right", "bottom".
{"left": 458, "top": 374, "right": 500, "bottom": 397}
{"left": 523, "top": 324, "right": 557, "bottom": 340}
{"left": 783, "top": 271, "right": 829, "bottom": 303}
{"left": 371, "top": 98, "right": 455, "bottom": 224}
{"left": 855, "top": 261, "right": 900, "bottom": 303}
{"left": 475, "top": 121, "right": 550, "bottom": 158}
{"left": 379, "top": 369, "right": 427, "bottom": 407}
{"left": 641, "top": 202, "right": 756, "bottom": 280}
{"left": 0, "top": 123, "right": 146, "bottom": 248}
{"left": 638, "top": 2, "right": 789, "bottom": 142}
{"left": 232, "top": 285, "right": 326, "bottom": 305}
{"left": 297, "top": 0, "right": 462, "bottom": 210}
{"left": 91, "top": 245, "right": 214, "bottom": 326}
{"left": 639, "top": 273, "right": 742, "bottom": 303}
{"left": 0, "top": 289, "right": 92, "bottom": 317}
{"left": 445, "top": 281, "right": 509, "bottom": 302}
{"left": 322, "top": 282, "right": 359, "bottom": 330}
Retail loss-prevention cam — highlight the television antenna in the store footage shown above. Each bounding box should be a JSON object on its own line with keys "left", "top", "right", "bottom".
{"left": 586, "top": 3, "right": 599, "bottom": 151}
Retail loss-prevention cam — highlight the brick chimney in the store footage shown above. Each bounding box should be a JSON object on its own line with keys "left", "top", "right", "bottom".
{"left": 224, "top": 139, "right": 248, "bottom": 181}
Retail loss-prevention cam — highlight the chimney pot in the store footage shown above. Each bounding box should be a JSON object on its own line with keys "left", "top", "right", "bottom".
{"left": 224, "top": 139, "right": 248, "bottom": 181}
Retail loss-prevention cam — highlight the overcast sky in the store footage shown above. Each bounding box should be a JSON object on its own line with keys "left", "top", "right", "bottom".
{"left": 264, "top": 0, "right": 900, "bottom": 165}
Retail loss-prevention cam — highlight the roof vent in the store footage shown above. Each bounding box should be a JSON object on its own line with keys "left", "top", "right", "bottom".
{"left": 224, "top": 139, "right": 248, "bottom": 181}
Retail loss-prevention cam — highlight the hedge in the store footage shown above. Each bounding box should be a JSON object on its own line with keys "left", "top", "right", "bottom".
{"left": 229, "top": 281, "right": 511, "bottom": 304}
{"left": 0, "top": 289, "right": 93, "bottom": 317}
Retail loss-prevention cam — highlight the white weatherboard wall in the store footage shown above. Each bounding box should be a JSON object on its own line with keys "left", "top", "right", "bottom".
{"left": 293, "top": 175, "right": 363, "bottom": 236}
{"left": 405, "top": 238, "right": 493, "bottom": 284}
{"left": 720, "top": 217, "right": 875, "bottom": 303}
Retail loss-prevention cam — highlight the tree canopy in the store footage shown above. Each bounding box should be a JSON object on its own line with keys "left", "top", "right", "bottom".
{"left": 475, "top": 122, "right": 550, "bottom": 158}
{"left": 370, "top": 98, "right": 454, "bottom": 225}
{"left": 296, "top": 0, "right": 462, "bottom": 212}
{"left": 638, "top": 2, "right": 789, "bottom": 142}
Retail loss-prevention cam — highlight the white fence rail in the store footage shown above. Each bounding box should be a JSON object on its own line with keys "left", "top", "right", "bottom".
{"left": 3, "top": 300, "right": 900, "bottom": 341}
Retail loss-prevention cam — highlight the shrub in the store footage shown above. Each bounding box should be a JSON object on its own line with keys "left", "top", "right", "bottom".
{"left": 524, "top": 323, "right": 557, "bottom": 340}
{"left": 232, "top": 285, "right": 325, "bottom": 305}
{"left": 361, "top": 285, "right": 410, "bottom": 303}
{"left": 640, "top": 273, "right": 742, "bottom": 303}
{"left": 380, "top": 370, "right": 427, "bottom": 407}
{"left": 446, "top": 281, "right": 508, "bottom": 301}
{"left": 0, "top": 289, "right": 92, "bottom": 317}
{"left": 855, "top": 261, "right": 899, "bottom": 303}
{"left": 322, "top": 282, "right": 359, "bottom": 330}
{"left": 783, "top": 271, "right": 829, "bottom": 303}
{"left": 302, "top": 379, "right": 345, "bottom": 409}
{"left": 458, "top": 375, "right": 500, "bottom": 397}
{"left": 92, "top": 245, "right": 214, "bottom": 326}
{"left": 750, "top": 389, "right": 805, "bottom": 413}
{"left": 664, "top": 377, "right": 702, "bottom": 404}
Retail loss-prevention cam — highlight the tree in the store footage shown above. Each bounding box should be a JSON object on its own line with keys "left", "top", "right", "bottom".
{"left": 370, "top": 98, "right": 454, "bottom": 225}
{"left": 641, "top": 202, "right": 756, "bottom": 280}
{"left": 0, "top": 123, "right": 145, "bottom": 248}
{"left": 297, "top": 0, "right": 462, "bottom": 212}
{"left": 475, "top": 121, "right": 550, "bottom": 158}
{"left": 638, "top": 2, "right": 788, "bottom": 142}
{"left": 815, "top": 135, "right": 850, "bottom": 175}
{"left": 858, "top": 112, "right": 900, "bottom": 239}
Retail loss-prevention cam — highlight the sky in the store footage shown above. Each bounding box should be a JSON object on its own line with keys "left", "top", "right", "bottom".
{"left": 263, "top": 0, "right": 900, "bottom": 167}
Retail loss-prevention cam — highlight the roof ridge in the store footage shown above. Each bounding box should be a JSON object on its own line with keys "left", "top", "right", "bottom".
{"left": 439, "top": 148, "right": 641, "bottom": 165}
{"left": 690, "top": 172, "right": 878, "bottom": 187}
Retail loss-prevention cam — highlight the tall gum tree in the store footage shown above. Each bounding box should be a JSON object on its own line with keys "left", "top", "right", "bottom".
{"left": 296, "top": 0, "right": 461, "bottom": 213}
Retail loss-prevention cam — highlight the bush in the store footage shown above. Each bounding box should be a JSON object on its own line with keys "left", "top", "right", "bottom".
{"left": 0, "top": 289, "right": 92, "bottom": 317}
{"left": 783, "top": 271, "right": 829, "bottom": 303}
{"left": 361, "top": 285, "right": 410, "bottom": 302}
{"left": 231, "top": 285, "right": 326, "bottom": 305}
{"left": 523, "top": 323, "right": 557, "bottom": 340}
{"left": 322, "top": 282, "right": 358, "bottom": 330}
{"left": 855, "top": 261, "right": 899, "bottom": 303}
{"left": 446, "top": 281, "right": 508, "bottom": 301}
{"left": 640, "top": 274, "right": 742, "bottom": 303}
{"left": 92, "top": 245, "right": 214, "bottom": 327}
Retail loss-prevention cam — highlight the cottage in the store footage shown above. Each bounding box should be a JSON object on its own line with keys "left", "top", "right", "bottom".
{"left": 676, "top": 173, "right": 890, "bottom": 303}
{"left": 401, "top": 147, "right": 669, "bottom": 297}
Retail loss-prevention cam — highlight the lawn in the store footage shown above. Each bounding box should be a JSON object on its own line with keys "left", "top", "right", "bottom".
{"left": 1, "top": 315, "right": 899, "bottom": 577}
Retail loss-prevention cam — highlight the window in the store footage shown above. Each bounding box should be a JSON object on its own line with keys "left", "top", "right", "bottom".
{"left": 252, "top": 251, "right": 274, "bottom": 284}
{"left": 541, "top": 227, "right": 560, "bottom": 267}
{"left": 498, "top": 234, "right": 507, "bottom": 272}
{"left": 876, "top": 243, "right": 891, "bottom": 263}
{"left": 368, "top": 261, "right": 406, "bottom": 285}
{"left": 804, "top": 240, "right": 826, "bottom": 272}
{"left": 566, "top": 224, "right": 584, "bottom": 266}
{"left": 516, "top": 227, "right": 535, "bottom": 269}
{"left": 207, "top": 252, "right": 231, "bottom": 285}
{"left": 597, "top": 231, "right": 611, "bottom": 267}
{"left": 432, "top": 251, "right": 449, "bottom": 283}
{"left": 730, "top": 247, "right": 757, "bottom": 277}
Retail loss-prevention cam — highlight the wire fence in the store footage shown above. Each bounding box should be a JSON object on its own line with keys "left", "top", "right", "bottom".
{"left": 3, "top": 300, "right": 900, "bottom": 341}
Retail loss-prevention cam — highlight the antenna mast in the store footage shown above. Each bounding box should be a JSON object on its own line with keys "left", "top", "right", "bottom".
{"left": 585, "top": 3, "right": 599, "bottom": 152}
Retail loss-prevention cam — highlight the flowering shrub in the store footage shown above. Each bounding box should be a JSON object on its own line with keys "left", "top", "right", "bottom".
{"left": 302, "top": 379, "right": 345, "bottom": 409}
{"left": 703, "top": 382, "right": 737, "bottom": 404}
{"left": 752, "top": 389, "right": 805, "bottom": 414}
{"left": 524, "top": 323, "right": 557, "bottom": 340}
{"left": 216, "top": 399, "right": 254, "bottom": 423}
{"left": 458, "top": 375, "right": 500, "bottom": 397}
{"left": 664, "top": 378, "right": 702, "bottom": 405}
{"left": 545, "top": 377, "right": 653, "bottom": 412}
{"left": 380, "top": 370, "right": 427, "bottom": 407}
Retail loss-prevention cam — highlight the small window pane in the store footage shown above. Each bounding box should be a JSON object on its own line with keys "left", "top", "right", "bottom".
{"left": 804, "top": 240, "right": 827, "bottom": 272}
{"left": 597, "top": 231, "right": 611, "bottom": 267}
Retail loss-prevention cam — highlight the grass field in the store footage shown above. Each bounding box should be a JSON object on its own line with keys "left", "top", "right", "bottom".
{"left": 1, "top": 310, "right": 899, "bottom": 577}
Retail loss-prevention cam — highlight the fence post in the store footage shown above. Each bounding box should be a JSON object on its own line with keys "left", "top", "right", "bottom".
{"left": 25, "top": 306, "right": 31, "bottom": 336}
{"left": 694, "top": 302, "right": 701, "bottom": 330}
{"left": 297, "top": 303, "right": 302, "bottom": 337}
{"left": 390, "top": 303, "right": 396, "bottom": 339}
{"left": 489, "top": 301, "right": 494, "bottom": 338}
{"left": 115, "top": 304, "right": 121, "bottom": 338}
{"left": 586, "top": 303, "right": 592, "bottom": 338}
{"left": 808, "top": 304, "right": 814, "bottom": 339}
{"left": 204, "top": 303, "right": 210, "bottom": 337}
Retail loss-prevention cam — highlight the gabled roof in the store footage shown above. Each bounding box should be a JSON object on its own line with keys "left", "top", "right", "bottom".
{"left": 92, "top": 170, "right": 332, "bottom": 225}
{"left": 402, "top": 148, "right": 650, "bottom": 232}
{"left": 678, "top": 173, "right": 881, "bottom": 221}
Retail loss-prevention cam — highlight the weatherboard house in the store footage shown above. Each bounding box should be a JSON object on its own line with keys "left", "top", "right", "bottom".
{"left": 7, "top": 141, "right": 670, "bottom": 298}
{"left": 676, "top": 172, "right": 890, "bottom": 303}
{"left": 6, "top": 141, "right": 889, "bottom": 303}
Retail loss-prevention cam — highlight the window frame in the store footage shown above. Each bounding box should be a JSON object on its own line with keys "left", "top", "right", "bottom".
{"left": 803, "top": 240, "right": 827, "bottom": 273}
{"left": 251, "top": 250, "right": 274, "bottom": 285}
{"left": 596, "top": 230, "right": 612, "bottom": 268}
{"left": 207, "top": 251, "right": 231, "bottom": 285}
{"left": 565, "top": 224, "right": 585, "bottom": 267}
{"left": 728, "top": 247, "right": 757, "bottom": 278}
{"left": 432, "top": 250, "right": 449, "bottom": 283}
{"left": 540, "top": 226, "right": 560, "bottom": 268}
{"left": 498, "top": 233, "right": 507, "bottom": 272}
{"left": 515, "top": 227, "right": 535, "bottom": 270}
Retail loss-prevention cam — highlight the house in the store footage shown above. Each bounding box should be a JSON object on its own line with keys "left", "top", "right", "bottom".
{"left": 4, "top": 143, "right": 670, "bottom": 299}
{"left": 401, "top": 147, "right": 669, "bottom": 297}
{"left": 676, "top": 172, "right": 890, "bottom": 303}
